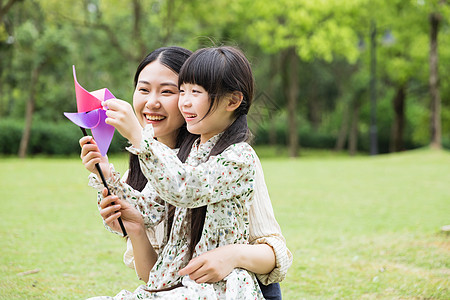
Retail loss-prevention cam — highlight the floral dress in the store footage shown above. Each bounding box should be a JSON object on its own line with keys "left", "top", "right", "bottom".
{"left": 87, "top": 125, "right": 264, "bottom": 300}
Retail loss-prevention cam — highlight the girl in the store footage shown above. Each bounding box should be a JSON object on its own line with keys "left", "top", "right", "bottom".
{"left": 118, "top": 45, "right": 262, "bottom": 298}
{"left": 81, "top": 47, "right": 291, "bottom": 296}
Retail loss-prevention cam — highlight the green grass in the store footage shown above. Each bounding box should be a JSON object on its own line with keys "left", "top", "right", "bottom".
{"left": 0, "top": 148, "right": 449, "bottom": 299}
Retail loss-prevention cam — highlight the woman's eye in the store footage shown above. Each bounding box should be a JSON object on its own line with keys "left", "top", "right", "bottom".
{"left": 162, "top": 90, "right": 175, "bottom": 95}
{"left": 139, "top": 88, "right": 149, "bottom": 93}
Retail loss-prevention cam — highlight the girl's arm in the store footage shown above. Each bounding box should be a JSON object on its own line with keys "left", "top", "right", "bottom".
{"left": 178, "top": 243, "right": 275, "bottom": 283}
{"left": 99, "top": 188, "right": 157, "bottom": 282}
{"left": 128, "top": 125, "right": 256, "bottom": 208}
{"left": 178, "top": 155, "right": 292, "bottom": 284}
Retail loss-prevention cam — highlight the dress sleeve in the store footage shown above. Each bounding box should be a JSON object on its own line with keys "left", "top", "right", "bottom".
{"left": 88, "top": 163, "right": 166, "bottom": 231}
{"left": 128, "top": 125, "right": 256, "bottom": 209}
{"left": 248, "top": 155, "right": 293, "bottom": 284}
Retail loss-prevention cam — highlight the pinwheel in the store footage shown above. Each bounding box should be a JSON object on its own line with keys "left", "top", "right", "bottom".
{"left": 64, "top": 66, "right": 115, "bottom": 157}
{"left": 64, "top": 66, "right": 127, "bottom": 236}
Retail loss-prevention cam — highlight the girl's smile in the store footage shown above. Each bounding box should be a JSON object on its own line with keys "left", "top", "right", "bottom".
{"left": 181, "top": 112, "right": 198, "bottom": 121}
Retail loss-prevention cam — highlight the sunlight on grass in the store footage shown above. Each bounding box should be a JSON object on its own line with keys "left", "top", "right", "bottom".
{"left": 0, "top": 149, "right": 449, "bottom": 299}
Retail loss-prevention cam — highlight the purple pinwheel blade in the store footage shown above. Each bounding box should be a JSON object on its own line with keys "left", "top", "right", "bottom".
{"left": 90, "top": 109, "right": 115, "bottom": 157}
{"left": 64, "top": 110, "right": 101, "bottom": 128}
{"left": 64, "top": 109, "right": 114, "bottom": 156}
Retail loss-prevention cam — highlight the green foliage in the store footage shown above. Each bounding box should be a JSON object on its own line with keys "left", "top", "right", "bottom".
{"left": 242, "top": 0, "right": 362, "bottom": 62}
{"left": 0, "top": 119, "right": 22, "bottom": 154}
{"left": 0, "top": 0, "right": 449, "bottom": 157}
{"left": 0, "top": 118, "right": 128, "bottom": 155}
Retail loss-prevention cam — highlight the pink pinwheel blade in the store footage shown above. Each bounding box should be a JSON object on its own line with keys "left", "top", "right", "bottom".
{"left": 73, "top": 66, "right": 102, "bottom": 113}
{"left": 90, "top": 88, "right": 115, "bottom": 102}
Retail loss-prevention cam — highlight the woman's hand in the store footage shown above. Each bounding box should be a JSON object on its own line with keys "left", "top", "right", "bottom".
{"left": 103, "top": 99, "right": 143, "bottom": 147}
{"left": 79, "top": 136, "right": 110, "bottom": 178}
{"left": 99, "top": 188, "right": 144, "bottom": 236}
{"left": 178, "top": 244, "right": 239, "bottom": 283}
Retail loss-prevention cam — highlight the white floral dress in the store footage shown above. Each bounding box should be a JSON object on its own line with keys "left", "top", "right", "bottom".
{"left": 87, "top": 125, "right": 264, "bottom": 300}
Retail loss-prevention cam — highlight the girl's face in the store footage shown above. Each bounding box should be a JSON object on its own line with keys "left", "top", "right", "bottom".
{"left": 179, "top": 83, "right": 235, "bottom": 143}
{"left": 133, "top": 61, "right": 185, "bottom": 148}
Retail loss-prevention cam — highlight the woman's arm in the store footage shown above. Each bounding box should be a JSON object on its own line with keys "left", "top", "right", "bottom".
{"left": 247, "top": 154, "right": 293, "bottom": 284}
{"left": 80, "top": 136, "right": 111, "bottom": 178}
{"left": 123, "top": 224, "right": 164, "bottom": 272}
{"left": 98, "top": 188, "right": 158, "bottom": 282}
{"left": 80, "top": 133, "right": 166, "bottom": 230}
{"left": 87, "top": 165, "right": 166, "bottom": 232}
{"left": 128, "top": 226, "right": 157, "bottom": 282}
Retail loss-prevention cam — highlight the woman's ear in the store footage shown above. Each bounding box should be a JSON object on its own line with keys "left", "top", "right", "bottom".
{"left": 226, "top": 91, "right": 243, "bottom": 112}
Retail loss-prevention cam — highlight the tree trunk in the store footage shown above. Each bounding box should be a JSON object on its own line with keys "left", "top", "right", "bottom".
{"left": 308, "top": 84, "right": 320, "bottom": 132}
{"left": 429, "top": 12, "right": 441, "bottom": 149}
{"left": 162, "top": 0, "right": 175, "bottom": 44}
{"left": 18, "top": 66, "right": 40, "bottom": 158}
{"left": 390, "top": 85, "right": 406, "bottom": 152}
{"left": 334, "top": 98, "right": 350, "bottom": 151}
{"left": 267, "top": 54, "right": 278, "bottom": 146}
{"left": 348, "top": 98, "right": 360, "bottom": 156}
{"left": 132, "top": 0, "right": 146, "bottom": 59}
{"left": 369, "top": 20, "right": 378, "bottom": 155}
{"left": 282, "top": 48, "right": 299, "bottom": 157}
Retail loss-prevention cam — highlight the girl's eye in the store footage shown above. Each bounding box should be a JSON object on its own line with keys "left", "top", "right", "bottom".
{"left": 179, "top": 89, "right": 185, "bottom": 93}
{"left": 192, "top": 89, "right": 200, "bottom": 94}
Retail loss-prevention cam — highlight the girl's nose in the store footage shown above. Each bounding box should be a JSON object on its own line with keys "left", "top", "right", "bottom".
{"left": 179, "top": 94, "right": 192, "bottom": 108}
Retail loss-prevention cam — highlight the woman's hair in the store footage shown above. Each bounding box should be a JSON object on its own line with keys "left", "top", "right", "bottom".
{"left": 126, "top": 46, "right": 195, "bottom": 191}
{"left": 177, "top": 46, "right": 255, "bottom": 257}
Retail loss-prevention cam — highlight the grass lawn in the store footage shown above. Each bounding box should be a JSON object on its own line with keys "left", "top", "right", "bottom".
{"left": 0, "top": 148, "right": 449, "bottom": 299}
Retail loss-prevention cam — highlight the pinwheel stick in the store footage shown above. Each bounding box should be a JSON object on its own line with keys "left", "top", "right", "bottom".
{"left": 80, "top": 127, "right": 128, "bottom": 237}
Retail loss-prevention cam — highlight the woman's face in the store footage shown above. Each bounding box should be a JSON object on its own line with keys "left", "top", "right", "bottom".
{"left": 133, "top": 60, "right": 185, "bottom": 148}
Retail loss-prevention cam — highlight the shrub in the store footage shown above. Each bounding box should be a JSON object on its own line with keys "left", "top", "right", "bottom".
{"left": 0, "top": 118, "right": 128, "bottom": 156}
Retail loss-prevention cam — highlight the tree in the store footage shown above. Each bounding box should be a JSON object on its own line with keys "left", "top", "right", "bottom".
{"left": 0, "top": 0, "right": 21, "bottom": 22}
{"left": 429, "top": 9, "right": 442, "bottom": 149}
{"left": 237, "top": 0, "right": 362, "bottom": 157}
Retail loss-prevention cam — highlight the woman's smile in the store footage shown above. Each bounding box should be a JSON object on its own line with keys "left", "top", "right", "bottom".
{"left": 144, "top": 113, "right": 167, "bottom": 122}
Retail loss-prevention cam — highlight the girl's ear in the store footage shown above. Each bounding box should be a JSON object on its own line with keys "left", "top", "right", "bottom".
{"left": 226, "top": 91, "right": 243, "bottom": 112}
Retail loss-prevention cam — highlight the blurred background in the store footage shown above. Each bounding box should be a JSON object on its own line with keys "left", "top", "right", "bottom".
{"left": 0, "top": 0, "right": 449, "bottom": 157}
{"left": 1, "top": 2, "right": 450, "bottom": 299}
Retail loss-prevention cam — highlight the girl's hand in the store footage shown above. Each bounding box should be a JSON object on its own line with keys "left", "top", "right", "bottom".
{"left": 79, "top": 136, "right": 110, "bottom": 178}
{"left": 99, "top": 188, "right": 145, "bottom": 236}
{"left": 103, "top": 99, "right": 143, "bottom": 147}
{"left": 178, "top": 244, "right": 238, "bottom": 283}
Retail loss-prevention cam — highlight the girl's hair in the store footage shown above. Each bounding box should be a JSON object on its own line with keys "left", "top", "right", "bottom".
{"left": 177, "top": 46, "right": 255, "bottom": 257}
{"left": 126, "top": 46, "right": 196, "bottom": 191}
